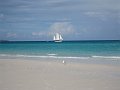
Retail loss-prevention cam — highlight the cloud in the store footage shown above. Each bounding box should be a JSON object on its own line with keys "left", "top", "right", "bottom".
{"left": 6, "top": 33, "right": 17, "bottom": 38}
{"left": 1, "top": 0, "right": 120, "bottom": 12}
{"left": 84, "top": 12, "right": 104, "bottom": 16}
{"left": 49, "top": 22, "right": 75, "bottom": 35}
{"left": 1, "top": 0, "right": 120, "bottom": 41}
{"left": 32, "top": 31, "right": 46, "bottom": 36}
{"left": 0, "top": 13, "right": 4, "bottom": 17}
{"left": 118, "top": 13, "right": 120, "bottom": 24}
{"left": 31, "top": 22, "right": 75, "bottom": 39}
{"left": 0, "top": 13, "right": 4, "bottom": 20}
{"left": 84, "top": 11, "right": 110, "bottom": 21}
{"left": 2, "top": 0, "right": 119, "bottom": 24}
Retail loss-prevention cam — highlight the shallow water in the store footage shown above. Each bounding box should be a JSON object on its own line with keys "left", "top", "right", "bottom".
{"left": 0, "top": 40, "right": 120, "bottom": 62}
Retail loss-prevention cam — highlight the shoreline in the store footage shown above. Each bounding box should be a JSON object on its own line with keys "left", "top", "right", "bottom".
{"left": 0, "top": 56, "right": 120, "bottom": 66}
{"left": 0, "top": 58, "right": 120, "bottom": 90}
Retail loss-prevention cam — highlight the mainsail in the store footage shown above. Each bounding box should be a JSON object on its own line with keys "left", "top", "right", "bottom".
{"left": 53, "top": 33, "right": 63, "bottom": 42}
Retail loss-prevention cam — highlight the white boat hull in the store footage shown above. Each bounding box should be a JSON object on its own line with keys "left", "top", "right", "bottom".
{"left": 54, "top": 40, "right": 62, "bottom": 42}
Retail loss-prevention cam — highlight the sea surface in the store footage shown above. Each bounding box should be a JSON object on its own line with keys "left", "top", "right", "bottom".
{"left": 0, "top": 40, "right": 120, "bottom": 64}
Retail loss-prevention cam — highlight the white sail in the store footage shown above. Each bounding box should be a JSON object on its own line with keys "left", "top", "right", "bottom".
{"left": 53, "top": 36, "right": 56, "bottom": 40}
{"left": 59, "top": 35, "right": 63, "bottom": 40}
{"left": 53, "top": 33, "right": 63, "bottom": 42}
{"left": 56, "top": 33, "right": 60, "bottom": 40}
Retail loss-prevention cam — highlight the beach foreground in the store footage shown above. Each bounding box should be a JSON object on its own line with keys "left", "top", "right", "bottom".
{"left": 0, "top": 59, "right": 120, "bottom": 90}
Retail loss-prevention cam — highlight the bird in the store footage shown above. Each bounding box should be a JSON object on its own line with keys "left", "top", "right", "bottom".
{"left": 62, "top": 60, "right": 65, "bottom": 64}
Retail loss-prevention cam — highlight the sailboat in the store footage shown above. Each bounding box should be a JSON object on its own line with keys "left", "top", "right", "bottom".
{"left": 53, "top": 33, "right": 63, "bottom": 42}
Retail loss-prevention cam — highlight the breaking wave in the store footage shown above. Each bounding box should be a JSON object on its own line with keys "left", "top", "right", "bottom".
{"left": 0, "top": 54, "right": 120, "bottom": 60}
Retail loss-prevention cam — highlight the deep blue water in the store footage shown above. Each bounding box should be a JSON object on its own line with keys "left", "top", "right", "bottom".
{"left": 0, "top": 40, "right": 120, "bottom": 59}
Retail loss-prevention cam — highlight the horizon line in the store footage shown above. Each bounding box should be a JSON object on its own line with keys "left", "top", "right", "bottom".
{"left": 0, "top": 40, "right": 120, "bottom": 42}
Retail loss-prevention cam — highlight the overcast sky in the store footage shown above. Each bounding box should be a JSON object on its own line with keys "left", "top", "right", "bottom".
{"left": 0, "top": 0, "right": 120, "bottom": 41}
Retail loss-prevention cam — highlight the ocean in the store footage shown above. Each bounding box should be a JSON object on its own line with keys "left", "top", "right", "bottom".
{"left": 0, "top": 40, "right": 120, "bottom": 64}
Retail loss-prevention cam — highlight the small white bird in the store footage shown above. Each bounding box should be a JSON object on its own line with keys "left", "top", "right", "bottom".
{"left": 62, "top": 60, "right": 65, "bottom": 64}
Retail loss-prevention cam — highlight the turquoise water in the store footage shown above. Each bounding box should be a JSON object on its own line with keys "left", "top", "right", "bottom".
{"left": 0, "top": 40, "right": 120, "bottom": 59}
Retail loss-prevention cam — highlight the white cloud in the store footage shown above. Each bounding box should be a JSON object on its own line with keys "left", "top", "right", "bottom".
{"left": 49, "top": 22, "right": 75, "bottom": 35}
{"left": 2, "top": 0, "right": 120, "bottom": 12}
{"left": 31, "top": 22, "right": 75, "bottom": 39}
{"left": 32, "top": 31, "right": 46, "bottom": 36}
{"left": 84, "top": 12, "right": 103, "bottom": 16}
{"left": 6, "top": 33, "right": 17, "bottom": 38}
{"left": 84, "top": 11, "right": 110, "bottom": 21}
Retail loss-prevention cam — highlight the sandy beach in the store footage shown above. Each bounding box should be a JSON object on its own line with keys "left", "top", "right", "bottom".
{"left": 0, "top": 59, "right": 120, "bottom": 90}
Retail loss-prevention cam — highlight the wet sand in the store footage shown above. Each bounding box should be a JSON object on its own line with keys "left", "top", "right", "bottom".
{"left": 0, "top": 59, "right": 120, "bottom": 90}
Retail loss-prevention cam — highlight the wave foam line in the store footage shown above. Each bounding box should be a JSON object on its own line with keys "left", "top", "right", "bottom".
{"left": 47, "top": 53, "right": 57, "bottom": 56}
{"left": 0, "top": 54, "right": 90, "bottom": 59}
{"left": 92, "top": 56, "right": 120, "bottom": 59}
{"left": 0, "top": 54, "right": 120, "bottom": 59}
{"left": 15, "top": 55, "right": 90, "bottom": 59}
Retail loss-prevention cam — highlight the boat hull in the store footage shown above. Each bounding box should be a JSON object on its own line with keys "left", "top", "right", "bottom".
{"left": 54, "top": 40, "right": 62, "bottom": 42}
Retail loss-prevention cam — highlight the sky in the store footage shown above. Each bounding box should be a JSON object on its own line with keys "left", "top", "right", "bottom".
{"left": 0, "top": 0, "right": 120, "bottom": 41}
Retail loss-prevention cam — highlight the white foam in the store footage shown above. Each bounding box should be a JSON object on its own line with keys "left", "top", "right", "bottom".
{"left": 0, "top": 54, "right": 90, "bottom": 59}
{"left": 47, "top": 53, "right": 57, "bottom": 56}
{"left": 92, "top": 55, "right": 120, "bottom": 59}
{"left": 1, "top": 54, "right": 120, "bottom": 60}
{"left": 14, "top": 54, "right": 90, "bottom": 59}
{"left": 55, "top": 56, "right": 90, "bottom": 59}
{"left": 0, "top": 54, "right": 7, "bottom": 56}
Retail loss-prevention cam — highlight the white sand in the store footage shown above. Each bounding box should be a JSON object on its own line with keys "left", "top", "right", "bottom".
{"left": 0, "top": 59, "right": 120, "bottom": 90}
